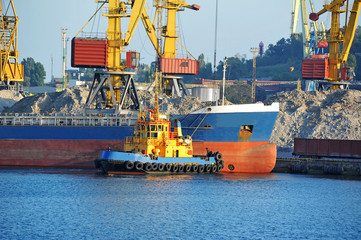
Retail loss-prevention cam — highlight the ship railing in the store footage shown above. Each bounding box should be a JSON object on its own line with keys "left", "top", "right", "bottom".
{"left": 0, "top": 113, "right": 138, "bottom": 127}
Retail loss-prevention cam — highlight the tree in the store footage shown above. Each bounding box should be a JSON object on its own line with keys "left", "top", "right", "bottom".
{"left": 198, "top": 54, "right": 213, "bottom": 79}
{"left": 225, "top": 81, "right": 252, "bottom": 104}
{"left": 21, "top": 57, "right": 46, "bottom": 86}
{"left": 135, "top": 63, "right": 153, "bottom": 83}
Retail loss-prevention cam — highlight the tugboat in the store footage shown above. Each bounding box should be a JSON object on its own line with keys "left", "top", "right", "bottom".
{"left": 94, "top": 74, "right": 224, "bottom": 175}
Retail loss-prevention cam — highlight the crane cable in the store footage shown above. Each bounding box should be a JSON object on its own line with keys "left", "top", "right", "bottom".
{"left": 74, "top": 2, "right": 106, "bottom": 38}
{"left": 176, "top": 39, "right": 196, "bottom": 60}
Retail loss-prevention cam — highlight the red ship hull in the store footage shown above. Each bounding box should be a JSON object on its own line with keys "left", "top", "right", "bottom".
{"left": 0, "top": 139, "right": 276, "bottom": 173}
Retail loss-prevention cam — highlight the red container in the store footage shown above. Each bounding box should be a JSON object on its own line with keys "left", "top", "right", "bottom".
{"left": 71, "top": 38, "right": 108, "bottom": 68}
{"left": 302, "top": 58, "right": 329, "bottom": 79}
{"left": 126, "top": 51, "right": 140, "bottom": 69}
{"left": 160, "top": 58, "right": 199, "bottom": 75}
{"left": 293, "top": 138, "right": 361, "bottom": 159}
{"left": 341, "top": 67, "right": 354, "bottom": 81}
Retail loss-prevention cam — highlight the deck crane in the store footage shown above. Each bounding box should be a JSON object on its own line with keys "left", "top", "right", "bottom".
{"left": 0, "top": 0, "right": 23, "bottom": 91}
{"left": 305, "top": 0, "right": 361, "bottom": 89}
{"left": 140, "top": 0, "right": 200, "bottom": 97}
{"left": 72, "top": 0, "right": 146, "bottom": 114}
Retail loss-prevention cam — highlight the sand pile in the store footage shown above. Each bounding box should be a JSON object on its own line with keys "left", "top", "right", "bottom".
{"left": 0, "top": 90, "right": 24, "bottom": 112}
{"left": 4, "top": 86, "right": 90, "bottom": 114}
{"left": 3, "top": 86, "right": 218, "bottom": 115}
{"left": 137, "top": 90, "right": 224, "bottom": 115}
{"left": 266, "top": 89, "right": 361, "bottom": 154}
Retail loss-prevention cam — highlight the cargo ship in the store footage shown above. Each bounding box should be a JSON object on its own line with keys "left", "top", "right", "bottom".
{"left": 0, "top": 102, "right": 279, "bottom": 173}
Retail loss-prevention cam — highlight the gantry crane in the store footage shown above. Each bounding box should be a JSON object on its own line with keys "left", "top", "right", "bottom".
{"left": 73, "top": 0, "right": 199, "bottom": 114}
{"left": 73, "top": 0, "right": 146, "bottom": 114}
{"left": 0, "top": 0, "right": 23, "bottom": 91}
{"left": 291, "top": 0, "right": 326, "bottom": 58}
{"left": 305, "top": 0, "right": 361, "bottom": 89}
{"left": 141, "top": 0, "right": 200, "bottom": 97}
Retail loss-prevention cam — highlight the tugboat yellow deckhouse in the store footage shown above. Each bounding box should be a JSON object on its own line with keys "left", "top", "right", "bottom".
{"left": 124, "top": 107, "right": 193, "bottom": 158}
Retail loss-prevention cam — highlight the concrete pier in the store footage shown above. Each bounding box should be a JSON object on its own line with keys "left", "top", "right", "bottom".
{"left": 273, "top": 157, "right": 361, "bottom": 176}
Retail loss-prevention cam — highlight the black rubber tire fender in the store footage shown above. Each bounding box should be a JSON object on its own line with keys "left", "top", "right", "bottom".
{"left": 219, "top": 160, "right": 225, "bottom": 168}
{"left": 192, "top": 164, "right": 199, "bottom": 172}
{"left": 172, "top": 164, "right": 179, "bottom": 172}
{"left": 135, "top": 161, "right": 143, "bottom": 171}
{"left": 152, "top": 162, "right": 159, "bottom": 171}
{"left": 125, "top": 161, "right": 134, "bottom": 170}
{"left": 158, "top": 163, "right": 165, "bottom": 172}
{"left": 214, "top": 152, "right": 223, "bottom": 161}
{"left": 178, "top": 164, "right": 184, "bottom": 172}
{"left": 144, "top": 162, "right": 152, "bottom": 171}
{"left": 217, "top": 164, "right": 223, "bottom": 172}
{"left": 211, "top": 164, "right": 217, "bottom": 173}
{"left": 198, "top": 165, "right": 204, "bottom": 173}
{"left": 184, "top": 164, "right": 192, "bottom": 172}
{"left": 165, "top": 163, "right": 172, "bottom": 172}
{"left": 204, "top": 164, "right": 211, "bottom": 173}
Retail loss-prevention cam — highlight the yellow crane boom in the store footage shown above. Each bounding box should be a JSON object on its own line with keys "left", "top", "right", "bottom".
{"left": 0, "top": 0, "right": 23, "bottom": 89}
{"left": 141, "top": 0, "right": 199, "bottom": 59}
{"left": 310, "top": 0, "right": 361, "bottom": 84}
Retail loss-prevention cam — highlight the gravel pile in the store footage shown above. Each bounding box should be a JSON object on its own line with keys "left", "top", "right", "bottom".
{"left": 265, "top": 89, "right": 361, "bottom": 155}
{"left": 3, "top": 86, "right": 90, "bottom": 114}
{"left": 0, "top": 90, "right": 24, "bottom": 112}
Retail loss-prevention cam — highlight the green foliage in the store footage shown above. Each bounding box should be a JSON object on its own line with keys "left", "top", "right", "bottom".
{"left": 198, "top": 54, "right": 213, "bottom": 79}
{"left": 225, "top": 81, "right": 252, "bottom": 104}
{"left": 136, "top": 63, "right": 153, "bottom": 83}
{"left": 212, "top": 36, "right": 303, "bottom": 81}
{"left": 346, "top": 54, "right": 357, "bottom": 68}
{"left": 21, "top": 57, "right": 46, "bottom": 86}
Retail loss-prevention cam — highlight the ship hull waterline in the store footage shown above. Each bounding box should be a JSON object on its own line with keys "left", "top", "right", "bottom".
{"left": 0, "top": 139, "right": 276, "bottom": 173}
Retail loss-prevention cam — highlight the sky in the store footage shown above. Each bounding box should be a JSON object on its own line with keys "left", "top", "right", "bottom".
{"left": 10, "top": 0, "right": 361, "bottom": 82}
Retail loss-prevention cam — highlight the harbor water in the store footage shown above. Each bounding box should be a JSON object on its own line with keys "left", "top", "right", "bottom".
{"left": 1, "top": 169, "right": 361, "bottom": 239}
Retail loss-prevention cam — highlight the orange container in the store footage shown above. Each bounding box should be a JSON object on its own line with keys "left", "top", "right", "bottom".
{"left": 160, "top": 58, "right": 199, "bottom": 75}
{"left": 71, "top": 38, "right": 108, "bottom": 68}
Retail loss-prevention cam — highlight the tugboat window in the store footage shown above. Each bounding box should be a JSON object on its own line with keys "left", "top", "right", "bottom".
{"left": 151, "top": 125, "right": 156, "bottom": 131}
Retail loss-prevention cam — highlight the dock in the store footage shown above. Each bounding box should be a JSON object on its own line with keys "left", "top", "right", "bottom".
{"left": 273, "top": 157, "right": 361, "bottom": 176}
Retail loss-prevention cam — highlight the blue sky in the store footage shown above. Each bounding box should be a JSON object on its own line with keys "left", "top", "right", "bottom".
{"left": 12, "top": 0, "right": 361, "bottom": 82}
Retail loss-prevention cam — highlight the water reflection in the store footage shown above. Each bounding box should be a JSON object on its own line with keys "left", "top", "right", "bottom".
{"left": 143, "top": 172, "right": 277, "bottom": 182}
